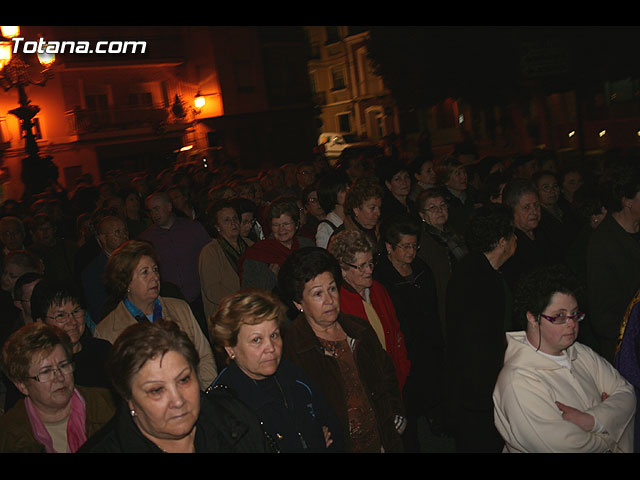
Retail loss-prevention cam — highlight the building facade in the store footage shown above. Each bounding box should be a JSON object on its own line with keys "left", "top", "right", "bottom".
{"left": 305, "top": 26, "right": 400, "bottom": 145}
{"left": 0, "top": 26, "right": 316, "bottom": 201}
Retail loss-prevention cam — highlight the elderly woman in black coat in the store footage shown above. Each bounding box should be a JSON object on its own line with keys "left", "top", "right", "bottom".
{"left": 374, "top": 214, "right": 447, "bottom": 450}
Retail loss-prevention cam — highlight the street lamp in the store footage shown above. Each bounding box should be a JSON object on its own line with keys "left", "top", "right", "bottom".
{"left": 1, "top": 26, "right": 56, "bottom": 158}
{"left": 0, "top": 26, "right": 58, "bottom": 195}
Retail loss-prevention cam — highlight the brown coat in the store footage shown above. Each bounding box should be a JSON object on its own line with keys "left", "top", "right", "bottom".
{"left": 0, "top": 385, "right": 115, "bottom": 453}
{"left": 282, "top": 312, "right": 404, "bottom": 452}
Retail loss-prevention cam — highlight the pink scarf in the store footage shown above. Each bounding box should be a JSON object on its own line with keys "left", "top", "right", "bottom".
{"left": 24, "top": 388, "right": 87, "bottom": 453}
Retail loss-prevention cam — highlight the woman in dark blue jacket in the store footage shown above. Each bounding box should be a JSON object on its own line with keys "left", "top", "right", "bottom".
{"left": 209, "top": 289, "right": 343, "bottom": 453}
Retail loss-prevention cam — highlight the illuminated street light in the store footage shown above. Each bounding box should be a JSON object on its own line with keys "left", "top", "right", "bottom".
{"left": 0, "top": 26, "right": 58, "bottom": 195}
{"left": 0, "top": 26, "right": 20, "bottom": 39}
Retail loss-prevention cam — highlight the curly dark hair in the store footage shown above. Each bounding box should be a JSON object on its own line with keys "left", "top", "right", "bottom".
{"left": 205, "top": 198, "right": 237, "bottom": 237}
{"left": 512, "top": 264, "right": 584, "bottom": 330}
{"left": 465, "top": 203, "right": 514, "bottom": 254}
{"left": 344, "top": 178, "right": 383, "bottom": 217}
{"left": 277, "top": 246, "right": 342, "bottom": 305}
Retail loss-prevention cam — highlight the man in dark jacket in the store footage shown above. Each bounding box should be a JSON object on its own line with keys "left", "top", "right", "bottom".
{"left": 445, "top": 204, "right": 516, "bottom": 453}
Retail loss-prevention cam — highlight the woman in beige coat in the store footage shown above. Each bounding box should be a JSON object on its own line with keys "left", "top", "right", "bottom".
{"left": 199, "top": 200, "right": 253, "bottom": 323}
{"left": 94, "top": 240, "right": 217, "bottom": 390}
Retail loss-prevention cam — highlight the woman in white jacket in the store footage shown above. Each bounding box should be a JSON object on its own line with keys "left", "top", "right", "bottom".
{"left": 493, "top": 265, "right": 636, "bottom": 453}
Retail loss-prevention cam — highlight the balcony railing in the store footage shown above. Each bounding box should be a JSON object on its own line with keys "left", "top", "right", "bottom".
{"left": 66, "top": 105, "right": 172, "bottom": 137}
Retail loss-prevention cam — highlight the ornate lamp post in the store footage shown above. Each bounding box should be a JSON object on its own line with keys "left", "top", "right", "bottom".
{"left": 0, "top": 26, "right": 58, "bottom": 195}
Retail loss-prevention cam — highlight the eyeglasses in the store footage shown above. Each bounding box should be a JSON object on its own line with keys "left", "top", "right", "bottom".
{"left": 345, "top": 260, "right": 376, "bottom": 272}
{"left": 423, "top": 203, "right": 448, "bottom": 214}
{"left": 271, "top": 221, "right": 295, "bottom": 230}
{"left": 46, "top": 308, "right": 85, "bottom": 325}
{"left": 395, "top": 243, "right": 420, "bottom": 252}
{"left": 27, "top": 360, "right": 74, "bottom": 383}
{"left": 538, "top": 312, "right": 585, "bottom": 325}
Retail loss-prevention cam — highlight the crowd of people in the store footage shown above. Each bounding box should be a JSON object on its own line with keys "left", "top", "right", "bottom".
{"left": 1, "top": 138, "right": 640, "bottom": 453}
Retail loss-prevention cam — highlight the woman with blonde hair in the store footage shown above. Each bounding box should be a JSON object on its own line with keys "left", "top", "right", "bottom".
{"left": 209, "top": 289, "right": 343, "bottom": 452}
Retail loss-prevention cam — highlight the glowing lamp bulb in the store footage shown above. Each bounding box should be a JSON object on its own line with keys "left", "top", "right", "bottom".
{"left": 1, "top": 26, "right": 20, "bottom": 39}
{"left": 195, "top": 96, "right": 205, "bottom": 109}
{"left": 37, "top": 45, "right": 55, "bottom": 67}
{"left": 0, "top": 41, "right": 12, "bottom": 69}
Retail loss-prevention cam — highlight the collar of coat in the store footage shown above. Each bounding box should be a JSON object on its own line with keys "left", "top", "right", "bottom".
{"left": 286, "top": 312, "right": 369, "bottom": 356}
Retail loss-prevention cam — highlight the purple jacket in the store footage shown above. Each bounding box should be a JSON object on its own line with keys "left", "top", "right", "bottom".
{"left": 139, "top": 216, "right": 211, "bottom": 302}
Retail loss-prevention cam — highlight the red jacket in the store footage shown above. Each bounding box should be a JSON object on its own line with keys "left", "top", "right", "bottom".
{"left": 339, "top": 280, "right": 411, "bottom": 391}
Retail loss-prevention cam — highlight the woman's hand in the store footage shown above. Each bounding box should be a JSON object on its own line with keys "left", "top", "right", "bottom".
{"left": 555, "top": 401, "right": 595, "bottom": 432}
{"left": 322, "top": 426, "right": 333, "bottom": 448}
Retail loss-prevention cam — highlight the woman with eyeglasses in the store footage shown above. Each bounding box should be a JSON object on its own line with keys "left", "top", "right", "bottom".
{"left": 278, "top": 246, "right": 405, "bottom": 452}
{"left": 415, "top": 187, "right": 468, "bottom": 337}
{"left": 493, "top": 264, "right": 635, "bottom": 453}
{"left": 328, "top": 229, "right": 410, "bottom": 395}
{"left": 31, "top": 280, "right": 111, "bottom": 391}
{"left": 0, "top": 322, "right": 115, "bottom": 452}
{"left": 199, "top": 199, "right": 254, "bottom": 324}
{"left": 239, "top": 195, "right": 314, "bottom": 294}
{"left": 374, "top": 214, "right": 448, "bottom": 450}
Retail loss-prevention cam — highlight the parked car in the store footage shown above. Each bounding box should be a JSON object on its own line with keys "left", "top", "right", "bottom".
{"left": 317, "top": 132, "right": 373, "bottom": 159}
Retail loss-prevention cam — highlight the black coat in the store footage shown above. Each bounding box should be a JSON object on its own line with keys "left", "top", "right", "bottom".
{"left": 81, "top": 389, "right": 273, "bottom": 453}
{"left": 211, "top": 358, "right": 344, "bottom": 452}
{"left": 586, "top": 213, "right": 640, "bottom": 363}
{"left": 445, "top": 252, "right": 511, "bottom": 452}
{"left": 500, "top": 227, "right": 558, "bottom": 291}
{"left": 373, "top": 254, "right": 445, "bottom": 412}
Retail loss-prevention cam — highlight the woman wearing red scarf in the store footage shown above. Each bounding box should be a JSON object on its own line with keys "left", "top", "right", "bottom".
{"left": 328, "top": 229, "right": 410, "bottom": 392}
{"left": 239, "top": 196, "right": 314, "bottom": 293}
{"left": 0, "top": 323, "right": 115, "bottom": 452}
